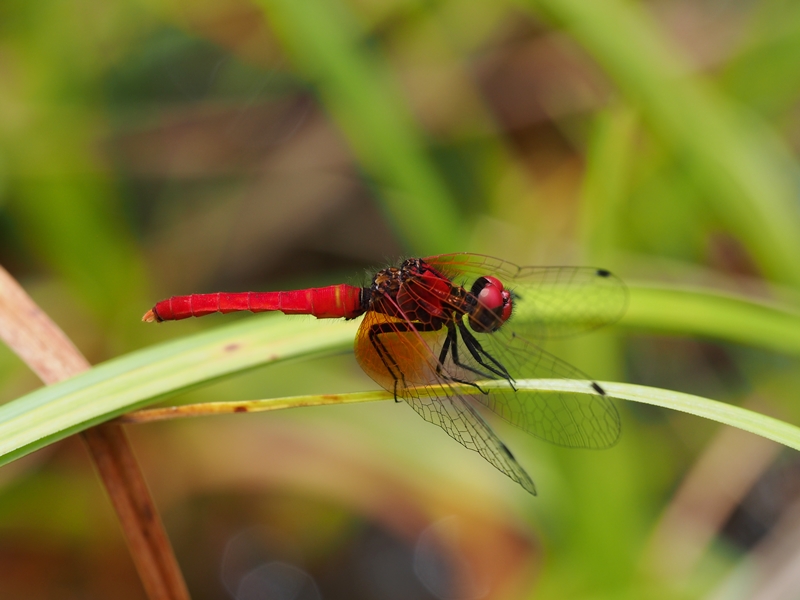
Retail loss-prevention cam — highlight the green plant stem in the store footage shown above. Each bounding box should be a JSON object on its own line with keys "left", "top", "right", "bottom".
{"left": 118, "top": 380, "right": 800, "bottom": 452}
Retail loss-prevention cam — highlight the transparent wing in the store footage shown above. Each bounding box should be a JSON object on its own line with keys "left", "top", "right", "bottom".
{"left": 353, "top": 259, "right": 623, "bottom": 493}
{"left": 423, "top": 253, "right": 628, "bottom": 339}
{"left": 397, "top": 267, "right": 621, "bottom": 448}
{"left": 354, "top": 307, "right": 537, "bottom": 494}
{"left": 437, "top": 326, "right": 621, "bottom": 448}
{"left": 403, "top": 386, "right": 538, "bottom": 495}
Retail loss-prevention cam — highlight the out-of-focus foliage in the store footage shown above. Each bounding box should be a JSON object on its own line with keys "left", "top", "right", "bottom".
{"left": 2, "top": 0, "right": 800, "bottom": 598}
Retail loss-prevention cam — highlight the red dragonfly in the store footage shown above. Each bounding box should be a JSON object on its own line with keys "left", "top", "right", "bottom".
{"left": 143, "top": 253, "right": 627, "bottom": 495}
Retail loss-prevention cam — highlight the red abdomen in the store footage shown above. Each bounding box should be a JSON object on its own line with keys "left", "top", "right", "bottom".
{"left": 144, "top": 285, "right": 365, "bottom": 322}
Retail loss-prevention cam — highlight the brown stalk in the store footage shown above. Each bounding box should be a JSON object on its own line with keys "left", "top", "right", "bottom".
{"left": 0, "top": 265, "right": 190, "bottom": 600}
{"left": 117, "top": 390, "right": 393, "bottom": 424}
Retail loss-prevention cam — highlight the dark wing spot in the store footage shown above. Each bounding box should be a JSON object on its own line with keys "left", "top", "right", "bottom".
{"left": 596, "top": 269, "right": 611, "bottom": 277}
{"left": 500, "top": 442, "right": 516, "bottom": 460}
{"left": 591, "top": 382, "right": 606, "bottom": 395}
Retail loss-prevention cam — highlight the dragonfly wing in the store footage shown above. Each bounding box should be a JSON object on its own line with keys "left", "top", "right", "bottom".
{"left": 506, "top": 267, "right": 627, "bottom": 339}
{"left": 353, "top": 302, "right": 444, "bottom": 392}
{"left": 423, "top": 254, "right": 628, "bottom": 338}
{"left": 421, "top": 253, "right": 525, "bottom": 281}
{"left": 354, "top": 308, "right": 537, "bottom": 494}
{"left": 403, "top": 388, "right": 537, "bottom": 495}
{"left": 437, "top": 324, "right": 621, "bottom": 448}
{"left": 358, "top": 266, "right": 621, "bottom": 448}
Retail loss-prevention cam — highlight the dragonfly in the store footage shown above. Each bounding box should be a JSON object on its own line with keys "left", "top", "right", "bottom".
{"left": 143, "top": 253, "right": 627, "bottom": 495}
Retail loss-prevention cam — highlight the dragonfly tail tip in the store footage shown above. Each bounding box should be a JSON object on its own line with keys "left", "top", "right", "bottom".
{"left": 142, "top": 309, "right": 159, "bottom": 323}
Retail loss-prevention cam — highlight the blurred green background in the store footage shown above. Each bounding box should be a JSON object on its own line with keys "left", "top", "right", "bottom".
{"left": 3, "top": 0, "right": 800, "bottom": 598}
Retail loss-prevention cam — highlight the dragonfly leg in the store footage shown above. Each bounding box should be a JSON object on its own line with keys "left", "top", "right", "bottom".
{"left": 457, "top": 319, "right": 516, "bottom": 391}
{"left": 436, "top": 321, "right": 493, "bottom": 394}
{"left": 367, "top": 320, "right": 442, "bottom": 401}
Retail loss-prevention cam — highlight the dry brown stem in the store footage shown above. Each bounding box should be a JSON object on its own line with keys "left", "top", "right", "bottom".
{"left": 0, "top": 265, "right": 190, "bottom": 600}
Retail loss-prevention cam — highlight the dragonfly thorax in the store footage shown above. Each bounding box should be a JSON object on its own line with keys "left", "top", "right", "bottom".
{"left": 366, "top": 259, "right": 514, "bottom": 334}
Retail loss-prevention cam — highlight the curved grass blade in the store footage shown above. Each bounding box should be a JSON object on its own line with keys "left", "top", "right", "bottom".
{"left": 2, "top": 283, "right": 800, "bottom": 466}
{"left": 117, "top": 390, "right": 395, "bottom": 423}
{"left": 120, "top": 380, "right": 800, "bottom": 453}
{"left": 0, "top": 314, "right": 358, "bottom": 467}
{"left": 622, "top": 284, "right": 800, "bottom": 357}
{"left": 514, "top": 380, "right": 800, "bottom": 452}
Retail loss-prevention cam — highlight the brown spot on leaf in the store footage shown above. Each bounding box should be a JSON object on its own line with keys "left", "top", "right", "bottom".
{"left": 234, "top": 406, "right": 247, "bottom": 413}
{"left": 224, "top": 343, "right": 240, "bottom": 352}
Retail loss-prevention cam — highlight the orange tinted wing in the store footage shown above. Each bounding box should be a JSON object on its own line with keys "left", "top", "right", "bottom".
{"left": 354, "top": 306, "right": 537, "bottom": 495}
{"left": 354, "top": 307, "right": 443, "bottom": 392}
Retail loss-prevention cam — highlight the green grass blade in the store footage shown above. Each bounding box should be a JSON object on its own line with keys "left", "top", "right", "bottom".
{"left": 524, "top": 0, "right": 800, "bottom": 286}
{"left": 0, "top": 315, "right": 358, "bottom": 467}
{"left": 2, "top": 283, "right": 799, "bottom": 466}
{"left": 623, "top": 283, "right": 800, "bottom": 357}
{"left": 579, "top": 107, "right": 638, "bottom": 261}
{"left": 721, "top": 3, "right": 800, "bottom": 116}
{"left": 132, "top": 380, "right": 800, "bottom": 453}
{"left": 120, "top": 390, "right": 396, "bottom": 423}
{"left": 516, "top": 379, "right": 800, "bottom": 451}
{"left": 488, "top": 379, "right": 800, "bottom": 451}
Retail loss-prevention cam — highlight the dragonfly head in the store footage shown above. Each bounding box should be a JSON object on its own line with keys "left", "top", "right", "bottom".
{"left": 468, "top": 275, "right": 513, "bottom": 333}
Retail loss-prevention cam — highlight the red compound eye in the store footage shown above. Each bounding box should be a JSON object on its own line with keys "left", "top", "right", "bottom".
{"left": 470, "top": 275, "right": 513, "bottom": 332}
{"left": 478, "top": 278, "right": 504, "bottom": 310}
